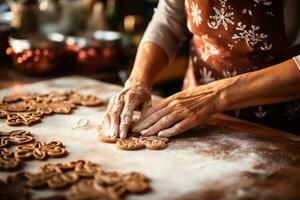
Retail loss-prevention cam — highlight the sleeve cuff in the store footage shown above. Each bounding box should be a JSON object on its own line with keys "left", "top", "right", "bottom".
{"left": 293, "top": 56, "right": 300, "bottom": 71}
{"left": 140, "top": 32, "right": 179, "bottom": 65}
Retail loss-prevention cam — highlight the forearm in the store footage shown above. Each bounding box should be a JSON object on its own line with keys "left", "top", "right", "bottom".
{"left": 212, "top": 59, "right": 300, "bottom": 112}
{"left": 127, "top": 0, "right": 189, "bottom": 89}
{"left": 126, "top": 42, "right": 168, "bottom": 89}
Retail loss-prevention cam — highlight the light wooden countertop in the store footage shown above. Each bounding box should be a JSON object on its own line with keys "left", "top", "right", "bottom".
{"left": 0, "top": 76, "right": 299, "bottom": 200}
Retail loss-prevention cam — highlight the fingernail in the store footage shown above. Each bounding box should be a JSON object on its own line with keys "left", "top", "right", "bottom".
{"left": 114, "top": 131, "right": 119, "bottom": 137}
{"left": 120, "top": 131, "right": 126, "bottom": 139}
{"left": 158, "top": 132, "right": 163, "bottom": 137}
{"left": 141, "top": 130, "right": 147, "bottom": 135}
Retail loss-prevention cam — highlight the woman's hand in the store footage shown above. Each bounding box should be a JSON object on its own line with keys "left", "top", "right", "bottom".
{"left": 101, "top": 42, "right": 170, "bottom": 138}
{"left": 132, "top": 85, "right": 221, "bottom": 137}
{"left": 102, "top": 81, "right": 152, "bottom": 138}
{"left": 132, "top": 59, "right": 300, "bottom": 138}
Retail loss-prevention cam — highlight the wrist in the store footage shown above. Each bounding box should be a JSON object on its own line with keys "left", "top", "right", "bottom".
{"left": 125, "top": 77, "right": 153, "bottom": 90}
{"left": 206, "top": 78, "right": 237, "bottom": 113}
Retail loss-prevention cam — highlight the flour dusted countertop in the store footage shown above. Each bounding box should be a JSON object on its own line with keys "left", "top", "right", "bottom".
{"left": 0, "top": 76, "right": 300, "bottom": 200}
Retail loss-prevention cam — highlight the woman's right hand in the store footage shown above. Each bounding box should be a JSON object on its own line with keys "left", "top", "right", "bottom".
{"left": 101, "top": 42, "right": 170, "bottom": 138}
{"left": 101, "top": 81, "right": 152, "bottom": 139}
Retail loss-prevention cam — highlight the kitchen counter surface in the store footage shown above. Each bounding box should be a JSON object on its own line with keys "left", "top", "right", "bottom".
{"left": 0, "top": 76, "right": 300, "bottom": 200}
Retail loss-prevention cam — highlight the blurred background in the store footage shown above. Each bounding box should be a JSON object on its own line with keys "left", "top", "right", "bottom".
{"left": 0, "top": 0, "right": 189, "bottom": 96}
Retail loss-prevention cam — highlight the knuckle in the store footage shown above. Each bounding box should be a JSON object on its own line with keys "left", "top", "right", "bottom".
{"left": 120, "top": 113, "right": 127, "bottom": 118}
{"left": 109, "top": 95, "right": 117, "bottom": 103}
{"left": 124, "top": 93, "right": 136, "bottom": 102}
{"left": 149, "top": 115, "right": 158, "bottom": 122}
{"left": 124, "top": 104, "right": 135, "bottom": 112}
{"left": 121, "top": 113, "right": 131, "bottom": 121}
{"left": 172, "top": 110, "right": 182, "bottom": 117}
{"left": 110, "top": 106, "right": 119, "bottom": 113}
{"left": 127, "top": 93, "right": 136, "bottom": 99}
{"left": 182, "top": 107, "right": 192, "bottom": 114}
{"left": 161, "top": 116, "right": 169, "bottom": 123}
{"left": 110, "top": 114, "right": 119, "bottom": 121}
{"left": 108, "top": 95, "right": 115, "bottom": 102}
{"left": 109, "top": 110, "right": 119, "bottom": 116}
{"left": 120, "top": 119, "right": 130, "bottom": 125}
{"left": 103, "top": 115, "right": 110, "bottom": 122}
{"left": 190, "top": 116, "right": 199, "bottom": 123}
{"left": 115, "top": 93, "right": 124, "bottom": 101}
{"left": 124, "top": 94, "right": 130, "bottom": 102}
{"left": 120, "top": 122, "right": 129, "bottom": 127}
{"left": 169, "top": 99, "right": 181, "bottom": 107}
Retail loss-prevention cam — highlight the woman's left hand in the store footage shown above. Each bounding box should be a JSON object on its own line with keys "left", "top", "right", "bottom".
{"left": 132, "top": 85, "right": 221, "bottom": 137}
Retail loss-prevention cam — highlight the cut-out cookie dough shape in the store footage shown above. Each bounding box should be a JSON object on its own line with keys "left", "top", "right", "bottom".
{"left": 69, "top": 167, "right": 149, "bottom": 199}
{"left": 116, "top": 137, "right": 145, "bottom": 150}
{"left": 4, "top": 160, "right": 149, "bottom": 200}
{"left": 139, "top": 136, "right": 169, "bottom": 150}
{"left": 48, "top": 101, "right": 75, "bottom": 114}
{"left": 6, "top": 112, "right": 43, "bottom": 126}
{"left": 0, "top": 130, "right": 34, "bottom": 148}
{"left": 1, "top": 101, "right": 33, "bottom": 112}
{"left": 1, "top": 91, "right": 104, "bottom": 127}
{"left": 94, "top": 170, "right": 149, "bottom": 196}
{"left": 74, "top": 160, "right": 101, "bottom": 178}
{"left": 2, "top": 93, "right": 39, "bottom": 103}
{"left": 47, "top": 171, "right": 79, "bottom": 189}
{"left": 0, "top": 108, "right": 9, "bottom": 118}
{"left": 0, "top": 148, "right": 22, "bottom": 171}
{"left": 15, "top": 141, "right": 67, "bottom": 160}
{"left": 99, "top": 135, "right": 119, "bottom": 143}
{"left": 0, "top": 172, "right": 32, "bottom": 199}
{"left": 26, "top": 160, "right": 102, "bottom": 189}
{"left": 69, "top": 179, "right": 116, "bottom": 200}
{"left": 69, "top": 93, "right": 103, "bottom": 107}
{"left": 99, "top": 134, "right": 170, "bottom": 151}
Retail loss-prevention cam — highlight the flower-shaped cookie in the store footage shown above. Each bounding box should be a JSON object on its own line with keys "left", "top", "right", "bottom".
{"left": 47, "top": 171, "right": 79, "bottom": 189}
{"left": 2, "top": 102, "right": 33, "bottom": 112}
{"left": 6, "top": 112, "right": 43, "bottom": 126}
{"left": 95, "top": 170, "right": 149, "bottom": 196}
{"left": 15, "top": 141, "right": 67, "bottom": 160}
{"left": 0, "top": 172, "right": 32, "bottom": 199}
{"left": 69, "top": 179, "right": 111, "bottom": 200}
{"left": 0, "top": 130, "right": 34, "bottom": 148}
{"left": 1, "top": 91, "right": 103, "bottom": 127}
{"left": 48, "top": 101, "right": 75, "bottom": 114}
{"left": 0, "top": 148, "right": 22, "bottom": 171}
{"left": 26, "top": 160, "right": 102, "bottom": 189}
{"left": 2, "top": 93, "right": 39, "bottom": 103}
{"left": 0, "top": 108, "right": 8, "bottom": 118}
{"left": 6, "top": 160, "right": 149, "bottom": 199}
{"left": 69, "top": 93, "right": 103, "bottom": 107}
{"left": 99, "top": 134, "right": 170, "bottom": 151}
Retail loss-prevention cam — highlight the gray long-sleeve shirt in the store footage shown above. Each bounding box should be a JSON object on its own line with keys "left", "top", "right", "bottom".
{"left": 140, "top": 0, "right": 300, "bottom": 69}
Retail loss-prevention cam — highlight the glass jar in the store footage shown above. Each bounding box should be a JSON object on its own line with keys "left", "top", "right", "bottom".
{"left": 8, "top": 33, "right": 65, "bottom": 76}
{"left": 58, "top": 0, "right": 86, "bottom": 34}
{"left": 8, "top": 0, "right": 39, "bottom": 32}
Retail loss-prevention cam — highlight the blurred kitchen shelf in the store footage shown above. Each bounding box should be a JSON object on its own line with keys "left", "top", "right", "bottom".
{"left": 0, "top": 61, "right": 123, "bottom": 89}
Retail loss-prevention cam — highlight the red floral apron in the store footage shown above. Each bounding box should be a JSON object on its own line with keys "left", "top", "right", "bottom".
{"left": 183, "top": 0, "right": 300, "bottom": 133}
